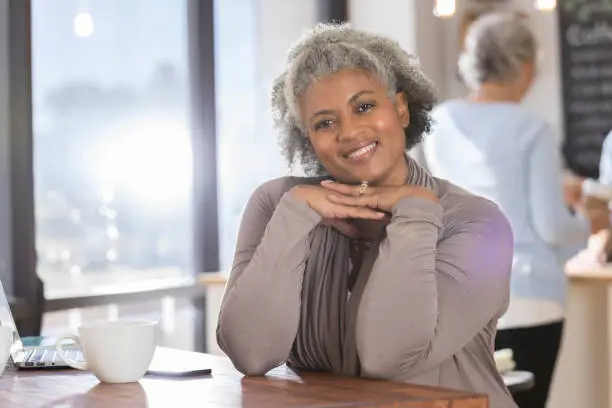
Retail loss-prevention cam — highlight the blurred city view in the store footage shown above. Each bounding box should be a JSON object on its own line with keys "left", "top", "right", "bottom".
{"left": 31, "top": 0, "right": 194, "bottom": 284}
{"left": 31, "top": 0, "right": 296, "bottom": 287}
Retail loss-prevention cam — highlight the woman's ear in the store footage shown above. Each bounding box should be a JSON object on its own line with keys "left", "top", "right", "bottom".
{"left": 394, "top": 91, "right": 410, "bottom": 128}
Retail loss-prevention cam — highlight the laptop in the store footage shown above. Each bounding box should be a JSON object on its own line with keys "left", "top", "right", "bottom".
{"left": 0, "top": 280, "right": 82, "bottom": 369}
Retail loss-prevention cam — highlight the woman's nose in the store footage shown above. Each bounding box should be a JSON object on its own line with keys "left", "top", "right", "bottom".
{"left": 338, "top": 117, "right": 366, "bottom": 143}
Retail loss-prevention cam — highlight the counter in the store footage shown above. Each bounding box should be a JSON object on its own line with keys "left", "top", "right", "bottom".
{"left": 548, "top": 266, "right": 612, "bottom": 408}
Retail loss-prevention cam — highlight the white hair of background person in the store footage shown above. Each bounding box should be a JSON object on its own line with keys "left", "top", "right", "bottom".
{"left": 457, "top": 11, "right": 537, "bottom": 90}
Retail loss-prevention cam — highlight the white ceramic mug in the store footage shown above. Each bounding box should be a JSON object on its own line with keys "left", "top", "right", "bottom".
{"left": 0, "top": 325, "right": 13, "bottom": 375}
{"left": 55, "top": 320, "right": 158, "bottom": 383}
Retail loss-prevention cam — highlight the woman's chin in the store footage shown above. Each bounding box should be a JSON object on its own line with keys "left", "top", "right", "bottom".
{"left": 335, "top": 172, "right": 382, "bottom": 186}
{"left": 326, "top": 161, "right": 389, "bottom": 185}
{"left": 348, "top": 166, "right": 389, "bottom": 185}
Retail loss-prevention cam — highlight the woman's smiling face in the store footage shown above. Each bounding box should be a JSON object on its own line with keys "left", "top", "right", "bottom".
{"left": 300, "top": 68, "right": 410, "bottom": 186}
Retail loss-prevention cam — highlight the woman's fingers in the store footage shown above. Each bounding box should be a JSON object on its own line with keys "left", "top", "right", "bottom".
{"left": 320, "top": 180, "right": 364, "bottom": 197}
{"left": 327, "top": 193, "right": 379, "bottom": 209}
{"left": 333, "top": 203, "right": 385, "bottom": 220}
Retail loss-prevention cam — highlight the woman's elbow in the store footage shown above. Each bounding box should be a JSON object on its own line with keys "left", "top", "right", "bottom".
{"left": 537, "top": 230, "right": 566, "bottom": 247}
{"left": 536, "top": 224, "right": 587, "bottom": 247}
{"left": 359, "top": 352, "right": 404, "bottom": 380}
{"left": 232, "top": 356, "right": 279, "bottom": 376}
{"left": 217, "top": 332, "right": 280, "bottom": 376}
{"left": 217, "top": 324, "right": 285, "bottom": 376}
{"left": 357, "top": 333, "right": 433, "bottom": 380}
{"left": 359, "top": 346, "right": 430, "bottom": 380}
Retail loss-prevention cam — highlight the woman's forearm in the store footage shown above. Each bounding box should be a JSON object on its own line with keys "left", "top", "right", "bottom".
{"left": 217, "top": 193, "right": 321, "bottom": 375}
{"left": 356, "top": 197, "right": 512, "bottom": 379}
{"left": 356, "top": 197, "right": 442, "bottom": 378}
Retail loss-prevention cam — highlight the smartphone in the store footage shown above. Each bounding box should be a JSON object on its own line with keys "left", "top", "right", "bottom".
{"left": 146, "top": 367, "right": 212, "bottom": 378}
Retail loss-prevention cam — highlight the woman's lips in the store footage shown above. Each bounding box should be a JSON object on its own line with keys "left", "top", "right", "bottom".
{"left": 345, "top": 141, "right": 378, "bottom": 162}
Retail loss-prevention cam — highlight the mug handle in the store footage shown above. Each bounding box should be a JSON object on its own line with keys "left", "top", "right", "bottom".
{"left": 55, "top": 333, "right": 88, "bottom": 371}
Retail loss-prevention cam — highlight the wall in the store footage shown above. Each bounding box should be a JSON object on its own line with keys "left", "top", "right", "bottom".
{"left": 0, "top": 0, "right": 13, "bottom": 295}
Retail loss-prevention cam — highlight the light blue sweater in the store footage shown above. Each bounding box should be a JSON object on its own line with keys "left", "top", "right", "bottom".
{"left": 421, "top": 100, "right": 589, "bottom": 310}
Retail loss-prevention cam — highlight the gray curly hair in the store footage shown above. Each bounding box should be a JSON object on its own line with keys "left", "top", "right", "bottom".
{"left": 271, "top": 22, "right": 437, "bottom": 176}
{"left": 458, "top": 11, "right": 537, "bottom": 90}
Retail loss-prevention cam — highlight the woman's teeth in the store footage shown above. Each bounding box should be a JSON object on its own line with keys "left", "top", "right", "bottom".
{"left": 347, "top": 142, "right": 377, "bottom": 159}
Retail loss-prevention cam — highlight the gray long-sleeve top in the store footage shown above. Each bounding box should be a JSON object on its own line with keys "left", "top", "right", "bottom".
{"left": 217, "top": 176, "right": 516, "bottom": 408}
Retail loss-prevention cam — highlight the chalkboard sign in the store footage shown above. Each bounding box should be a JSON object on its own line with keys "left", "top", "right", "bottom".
{"left": 559, "top": 0, "right": 612, "bottom": 179}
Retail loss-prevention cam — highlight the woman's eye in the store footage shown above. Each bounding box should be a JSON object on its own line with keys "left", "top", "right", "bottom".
{"left": 357, "top": 102, "right": 375, "bottom": 113}
{"left": 314, "top": 119, "right": 334, "bottom": 131}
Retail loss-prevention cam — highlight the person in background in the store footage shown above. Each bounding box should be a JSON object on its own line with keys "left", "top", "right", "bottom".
{"left": 422, "top": 11, "right": 597, "bottom": 408}
{"left": 217, "top": 22, "right": 517, "bottom": 407}
{"left": 564, "top": 131, "right": 612, "bottom": 272}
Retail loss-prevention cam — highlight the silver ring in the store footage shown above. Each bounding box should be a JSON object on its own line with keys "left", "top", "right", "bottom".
{"left": 358, "top": 181, "right": 368, "bottom": 196}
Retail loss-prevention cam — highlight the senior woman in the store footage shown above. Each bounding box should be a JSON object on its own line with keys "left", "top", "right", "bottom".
{"left": 217, "top": 23, "right": 516, "bottom": 407}
{"left": 423, "top": 12, "right": 591, "bottom": 408}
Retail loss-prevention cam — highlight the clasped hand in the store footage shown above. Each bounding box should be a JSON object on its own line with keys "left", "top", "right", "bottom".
{"left": 292, "top": 180, "right": 438, "bottom": 238}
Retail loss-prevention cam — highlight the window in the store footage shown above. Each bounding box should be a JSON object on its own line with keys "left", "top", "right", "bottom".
{"left": 31, "top": 0, "right": 194, "bottom": 287}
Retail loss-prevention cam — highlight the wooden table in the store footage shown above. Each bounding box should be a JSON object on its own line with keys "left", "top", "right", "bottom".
{"left": 0, "top": 347, "right": 488, "bottom": 407}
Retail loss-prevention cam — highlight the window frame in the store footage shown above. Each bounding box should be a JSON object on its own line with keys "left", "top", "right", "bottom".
{"left": 6, "top": 0, "right": 218, "bottom": 344}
